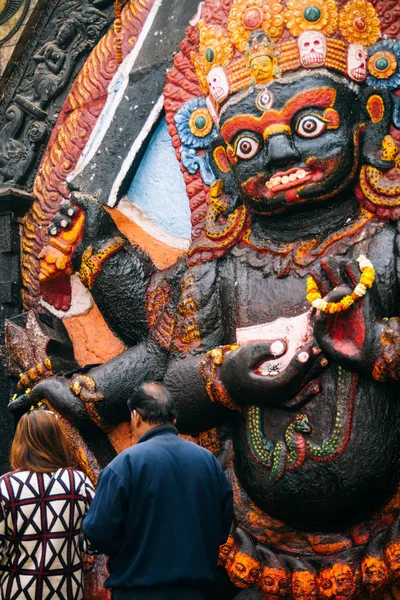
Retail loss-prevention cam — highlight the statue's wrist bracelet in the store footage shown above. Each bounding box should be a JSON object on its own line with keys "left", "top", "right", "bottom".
{"left": 69, "top": 374, "right": 111, "bottom": 433}
{"left": 200, "top": 346, "right": 241, "bottom": 411}
{"left": 79, "top": 236, "right": 126, "bottom": 290}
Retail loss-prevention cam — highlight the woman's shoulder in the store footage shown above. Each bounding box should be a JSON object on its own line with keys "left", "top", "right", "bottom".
{"left": 0, "top": 469, "right": 35, "bottom": 485}
{"left": 0, "top": 470, "right": 40, "bottom": 502}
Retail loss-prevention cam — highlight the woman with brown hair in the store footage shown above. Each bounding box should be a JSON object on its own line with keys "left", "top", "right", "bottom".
{"left": 0, "top": 408, "right": 95, "bottom": 600}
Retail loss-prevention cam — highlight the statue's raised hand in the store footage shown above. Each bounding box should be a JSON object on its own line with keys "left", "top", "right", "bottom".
{"left": 220, "top": 340, "right": 321, "bottom": 407}
{"left": 313, "top": 257, "right": 381, "bottom": 373}
{"left": 39, "top": 192, "right": 122, "bottom": 283}
{"left": 9, "top": 376, "right": 90, "bottom": 428}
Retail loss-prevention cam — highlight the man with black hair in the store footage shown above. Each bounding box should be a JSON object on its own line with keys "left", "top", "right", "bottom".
{"left": 83, "top": 382, "right": 233, "bottom": 600}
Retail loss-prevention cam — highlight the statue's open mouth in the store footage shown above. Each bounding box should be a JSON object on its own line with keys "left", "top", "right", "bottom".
{"left": 264, "top": 167, "right": 312, "bottom": 192}
{"left": 241, "top": 166, "right": 326, "bottom": 204}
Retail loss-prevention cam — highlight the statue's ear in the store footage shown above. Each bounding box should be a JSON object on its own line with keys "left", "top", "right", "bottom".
{"left": 360, "top": 86, "right": 394, "bottom": 171}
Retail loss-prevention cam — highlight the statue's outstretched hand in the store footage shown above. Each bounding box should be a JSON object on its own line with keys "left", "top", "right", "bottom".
{"left": 220, "top": 339, "right": 321, "bottom": 406}
{"left": 313, "top": 258, "right": 381, "bottom": 373}
{"left": 9, "top": 376, "right": 90, "bottom": 427}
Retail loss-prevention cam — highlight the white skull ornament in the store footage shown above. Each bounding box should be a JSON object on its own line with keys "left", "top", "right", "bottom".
{"left": 298, "top": 32, "right": 327, "bottom": 68}
{"left": 347, "top": 44, "right": 368, "bottom": 82}
{"left": 206, "top": 67, "right": 230, "bottom": 104}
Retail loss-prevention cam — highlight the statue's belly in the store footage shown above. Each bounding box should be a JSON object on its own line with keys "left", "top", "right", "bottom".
{"left": 233, "top": 373, "right": 400, "bottom": 530}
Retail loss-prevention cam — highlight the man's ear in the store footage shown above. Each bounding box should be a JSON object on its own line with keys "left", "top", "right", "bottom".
{"left": 131, "top": 410, "right": 142, "bottom": 429}
{"left": 360, "top": 86, "right": 394, "bottom": 171}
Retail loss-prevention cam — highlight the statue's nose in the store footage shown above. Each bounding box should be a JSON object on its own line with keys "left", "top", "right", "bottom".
{"left": 264, "top": 133, "right": 301, "bottom": 170}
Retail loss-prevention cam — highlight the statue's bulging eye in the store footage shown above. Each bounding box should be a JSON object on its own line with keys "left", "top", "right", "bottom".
{"left": 235, "top": 136, "right": 260, "bottom": 159}
{"left": 296, "top": 115, "right": 327, "bottom": 138}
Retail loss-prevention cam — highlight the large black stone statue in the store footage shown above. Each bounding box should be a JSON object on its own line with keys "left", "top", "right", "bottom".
{"left": 8, "top": 0, "right": 400, "bottom": 597}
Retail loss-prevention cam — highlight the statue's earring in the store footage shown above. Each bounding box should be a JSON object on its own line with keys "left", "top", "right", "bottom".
{"left": 210, "top": 179, "right": 228, "bottom": 212}
{"left": 357, "top": 133, "right": 400, "bottom": 218}
{"left": 381, "top": 135, "right": 400, "bottom": 166}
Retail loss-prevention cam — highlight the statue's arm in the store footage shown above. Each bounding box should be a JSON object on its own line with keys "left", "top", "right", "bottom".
{"left": 33, "top": 46, "right": 46, "bottom": 61}
{"left": 370, "top": 222, "right": 400, "bottom": 382}
{"left": 10, "top": 338, "right": 169, "bottom": 428}
{"left": 84, "top": 244, "right": 154, "bottom": 347}
{"left": 164, "top": 353, "right": 237, "bottom": 434}
{"left": 42, "top": 192, "right": 155, "bottom": 346}
{"left": 48, "top": 52, "right": 65, "bottom": 74}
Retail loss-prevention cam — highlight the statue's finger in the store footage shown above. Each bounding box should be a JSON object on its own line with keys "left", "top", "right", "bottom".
{"left": 308, "top": 268, "right": 329, "bottom": 297}
{"left": 59, "top": 202, "right": 77, "bottom": 219}
{"left": 53, "top": 213, "right": 71, "bottom": 230}
{"left": 241, "top": 340, "right": 288, "bottom": 368}
{"left": 320, "top": 257, "right": 343, "bottom": 290}
{"left": 345, "top": 260, "right": 362, "bottom": 287}
{"left": 8, "top": 393, "right": 32, "bottom": 412}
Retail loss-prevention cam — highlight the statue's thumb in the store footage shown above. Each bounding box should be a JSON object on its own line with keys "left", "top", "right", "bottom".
{"left": 70, "top": 192, "right": 102, "bottom": 227}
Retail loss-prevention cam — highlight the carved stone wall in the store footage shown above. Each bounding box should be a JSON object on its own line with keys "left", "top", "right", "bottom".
{"left": 0, "top": 0, "right": 114, "bottom": 190}
{"left": 0, "top": 188, "right": 32, "bottom": 475}
{"left": 0, "top": 0, "right": 39, "bottom": 83}
{"left": 0, "top": 0, "right": 115, "bottom": 473}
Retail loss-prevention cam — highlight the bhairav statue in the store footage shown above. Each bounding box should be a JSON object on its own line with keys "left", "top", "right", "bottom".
{"left": 9, "top": 0, "right": 400, "bottom": 597}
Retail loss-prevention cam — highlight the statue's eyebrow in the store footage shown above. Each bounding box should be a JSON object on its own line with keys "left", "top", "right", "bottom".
{"left": 220, "top": 87, "right": 337, "bottom": 143}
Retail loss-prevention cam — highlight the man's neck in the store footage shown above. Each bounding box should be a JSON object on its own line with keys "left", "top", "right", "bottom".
{"left": 250, "top": 193, "right": 360, "bottom": 245}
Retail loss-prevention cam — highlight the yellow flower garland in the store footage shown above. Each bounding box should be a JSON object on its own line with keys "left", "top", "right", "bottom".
{"left": 306, "top": 255, "right": 375, "bottom": 313}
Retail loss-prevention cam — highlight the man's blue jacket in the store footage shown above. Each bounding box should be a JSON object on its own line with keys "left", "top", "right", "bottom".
{"left": 83, "top": 424, "right": 233, "bottom": 590}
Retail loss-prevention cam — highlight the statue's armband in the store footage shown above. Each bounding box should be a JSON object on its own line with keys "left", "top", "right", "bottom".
{"left": 372, "top": 318, "right": 400, "bottom": 383}
{"left": 79, "top": 236, "right": 126, "bottom": 290}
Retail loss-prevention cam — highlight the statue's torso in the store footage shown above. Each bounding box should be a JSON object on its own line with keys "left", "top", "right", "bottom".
{"left": 211, "top": 221, "right": 400, "bottom": 530}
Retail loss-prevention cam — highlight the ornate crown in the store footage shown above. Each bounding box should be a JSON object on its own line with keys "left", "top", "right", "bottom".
{"left": 190, "top": 0, "right": 400, "bottom": 119}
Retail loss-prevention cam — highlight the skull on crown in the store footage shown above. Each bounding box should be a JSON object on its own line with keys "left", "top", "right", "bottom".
{"left": 347, "top": 43, "right": 368, "bottom": 82}
{"left": 298, "top": 31, "right": 327, "bottom": 68}
{"left": 206, "top": 66, "right": 230, "bottom": 104}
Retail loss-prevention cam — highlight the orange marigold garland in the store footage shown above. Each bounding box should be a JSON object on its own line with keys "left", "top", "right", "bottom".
{"left": 114, "top": 0, "right": 123, "bottom": 64}
{"left": 306, "top": 255, "right": 375, "bottom": 313}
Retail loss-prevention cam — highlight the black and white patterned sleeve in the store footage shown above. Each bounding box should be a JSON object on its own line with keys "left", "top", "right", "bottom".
{"left": 0, "top": 478, "right": 8, "bottom": 562}
{"left": 81, "top": 476, "right": 99, "bottom": 555}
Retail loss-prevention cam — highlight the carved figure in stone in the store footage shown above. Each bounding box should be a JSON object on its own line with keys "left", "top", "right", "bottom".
{"left": 10, "top": 0, "right": 400, "bottom": 598}
{"left": 25, "top": 7, "right": 108, "bottom": 108}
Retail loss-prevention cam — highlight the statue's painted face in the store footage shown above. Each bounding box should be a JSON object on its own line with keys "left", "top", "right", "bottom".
{"left": 250, "top": 55, "right": 275, "bottom": 84}
{"left": 385, "top": 542, "right": 400, "bottom": 579}
{"left": 318, "top": 564, "right": 358, "bottom": 600}
{"left": 259, "top": 566, "right": 290, "bottom": 599}
{"left": 292, "top": 571, "right": 318, "bottom": 600}
{"left": 218, "top": 535, "right": 235, "bottom": 566}
{"left": 214, "top": 75, "right": 361, "bottom": 215}
{"left": 226, "top": 551, "right": 261, "bottom": 588}
{"left": 361, "top": 556, "right": 388, "bottom": 592}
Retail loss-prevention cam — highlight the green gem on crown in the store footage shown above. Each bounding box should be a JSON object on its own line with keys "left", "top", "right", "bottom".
{"left": 194, "top": 115, "right": 207, "bottom": 130}
{"left": 375, "top": 56, "right": 390, "bottom": 71}
{"left": 303, "top": 5, "right": 321, "bottom": 22}
{"left": 205, "top": 47, "right": 215, "bottom": 63}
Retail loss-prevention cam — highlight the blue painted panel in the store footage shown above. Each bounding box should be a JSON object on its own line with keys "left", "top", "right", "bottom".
{"left": 127, "top": 118, "right": 191, "bottom": 240}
